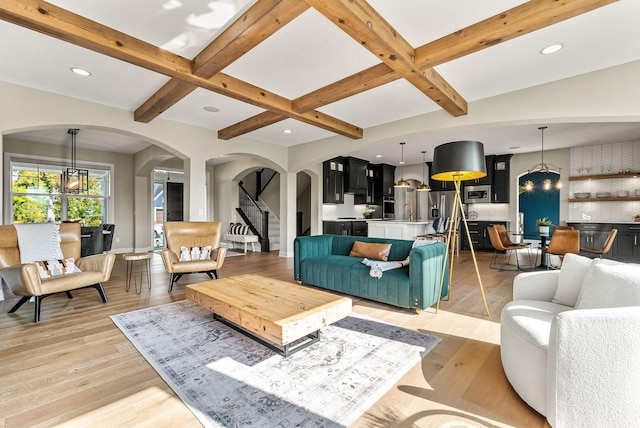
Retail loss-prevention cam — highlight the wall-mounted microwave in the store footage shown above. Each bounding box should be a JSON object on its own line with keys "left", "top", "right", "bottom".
{"left": 464, "top": 185, "right": 491, "bottom": 204}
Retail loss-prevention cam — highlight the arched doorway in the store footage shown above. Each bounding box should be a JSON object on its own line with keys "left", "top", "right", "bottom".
{"left": 518, "top": 171, "right": 560, "bottom": 240}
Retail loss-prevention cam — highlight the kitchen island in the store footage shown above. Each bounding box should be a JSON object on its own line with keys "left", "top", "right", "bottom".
{"left": 367, "top": 220, "right": 434, "bottom": 240}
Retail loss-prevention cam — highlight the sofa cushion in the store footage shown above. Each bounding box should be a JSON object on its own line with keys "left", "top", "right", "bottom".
{"left": 349, "top": 241, "right": 391, "bottom": 261}
{"left": 501, "top": 300, "right": 571, "bottom": 350}
{"left": 575, "top": 261, "right": 640, "bottom": 309}
{"left": 330, "top": 235, "right": 413, "bottom": 261}
{"left": 299, "top": 255, "right": 412, "bottom": 306}
{"left": 552, "top": 253, "right": 593, "bottom": 307}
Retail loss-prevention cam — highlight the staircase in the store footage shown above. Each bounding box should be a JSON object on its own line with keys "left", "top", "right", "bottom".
{"left": 239, "top": 195, "right": 280, "bottom": 252}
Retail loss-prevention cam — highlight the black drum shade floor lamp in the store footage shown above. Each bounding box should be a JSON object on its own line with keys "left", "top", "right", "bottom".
{"left": 431, "top": 140, "right": 490, "bottom": 316}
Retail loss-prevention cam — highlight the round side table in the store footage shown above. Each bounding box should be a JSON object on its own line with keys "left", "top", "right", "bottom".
{"left": 123, "top": 252, "right": 152, "bottom": 294}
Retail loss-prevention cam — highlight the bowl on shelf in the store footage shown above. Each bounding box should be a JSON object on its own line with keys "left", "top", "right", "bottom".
{"left": 595, "top": 192, "right": 611, "bottom": 198}
{"left": 617, "top": 190, "right": 629, "bottom": 197}
{"left": 574, "top": 192, "right": 591, "bottom": 199}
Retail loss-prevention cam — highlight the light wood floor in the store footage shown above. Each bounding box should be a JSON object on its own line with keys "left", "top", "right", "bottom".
{"left": 0, "top": 249, "right": 548, "bottom": 428}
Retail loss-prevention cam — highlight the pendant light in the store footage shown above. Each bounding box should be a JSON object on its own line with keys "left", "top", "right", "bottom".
{"left": 62, "top": 128, "right": 89, "bottom": 193}
{"left": 523, "top": 126, "right": 562, "bottom": 191}
{"left": 394, "top": 142, "right": 410, "bottom": 188}
{"left": 416, "top": 150, "right": 431, "bottom": 191}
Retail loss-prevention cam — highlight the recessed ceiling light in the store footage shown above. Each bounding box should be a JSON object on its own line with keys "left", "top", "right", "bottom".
{"left": 540, "top": 43, "right": 564, "bottom": 55}
{"left": 203, "top": 106, "right": 220, "bottom": 113}
{"left": 70, "top": 67, "right": 91, "bottom": 77}
{"left": 399, "top": 161, "right": 405, "bottom": 165}
{"left": 376, "top": 154, "right": 382, "bottom": 158}
{"left": 283, "top": 129, "right": 292, "bottom": 134}
{"left": 509, "top": 146, "right": 520, "bottom": 150}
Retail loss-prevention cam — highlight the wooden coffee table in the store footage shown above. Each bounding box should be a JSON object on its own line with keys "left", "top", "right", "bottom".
{"left": 185, "top": 274, "right": 352, "bottom": 357}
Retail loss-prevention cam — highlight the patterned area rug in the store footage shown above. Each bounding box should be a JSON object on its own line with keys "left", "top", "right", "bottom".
{"left": 111, "top": 300, "right": 440, "bottom": 427}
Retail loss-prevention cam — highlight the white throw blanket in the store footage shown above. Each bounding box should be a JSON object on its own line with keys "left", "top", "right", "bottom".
{"left": 362, "top": 257, "right": 410, "bottom": 279}
{"left": 14, "top": 223, "right": 64, "bottom": 263}
{"left": 361, "top": 239, "right": 438, "bottom": 278}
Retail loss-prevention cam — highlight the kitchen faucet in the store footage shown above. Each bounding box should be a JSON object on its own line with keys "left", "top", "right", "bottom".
{"left": 402, "top": 202, "right": 414, "bottom": 222}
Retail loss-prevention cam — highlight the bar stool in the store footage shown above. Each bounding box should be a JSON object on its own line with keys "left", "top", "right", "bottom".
{"left": 123, "top": 252, "right": 152, "bottom": 294}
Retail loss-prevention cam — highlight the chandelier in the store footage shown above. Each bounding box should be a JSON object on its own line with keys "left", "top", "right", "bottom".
{"left": 62, "top": 128, "right": 89, "bottom": 193}
{"left": 394, "top": 142, "right": 411, "bottom": 188}
{"left": 524, "top": 126, "right": 562, "bottom": 191}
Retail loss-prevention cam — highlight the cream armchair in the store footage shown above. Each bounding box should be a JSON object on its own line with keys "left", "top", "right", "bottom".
{"left": 0, "top": 223, "right": 115, "bottom": 322}
{"left": 161, "top": 221, "right": 227, "bottom": 292}
{"left": 501, "top": 254, "right": 640, "bottom": 427}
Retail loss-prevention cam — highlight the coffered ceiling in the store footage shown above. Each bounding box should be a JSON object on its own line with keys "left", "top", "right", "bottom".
{"left": 2, "top": 0, "right": 640, "bottom": 164}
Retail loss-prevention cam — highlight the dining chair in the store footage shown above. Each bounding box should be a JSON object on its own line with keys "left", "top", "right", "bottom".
{"left": 546, "top": 229, "right": 580, "bottom": 268}
{"left": 580, "top": 228, "right": 617, "bottom": 258}
{"left": 487, "top": 224, "right": 533, "bottom": 271}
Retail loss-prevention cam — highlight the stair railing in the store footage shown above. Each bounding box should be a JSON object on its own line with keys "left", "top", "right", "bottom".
{"left": 255, "top": 168, "right": 277, "bottom": 200}
{"left": 237, "top": 181, "right": 270, "bottom": 252}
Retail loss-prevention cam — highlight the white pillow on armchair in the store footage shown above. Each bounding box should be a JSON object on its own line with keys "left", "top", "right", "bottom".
{"left": 575, "top": 261, "right": 640, "bottom": 309}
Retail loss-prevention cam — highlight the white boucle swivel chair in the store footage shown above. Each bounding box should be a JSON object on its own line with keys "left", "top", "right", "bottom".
{"left": 500, "top": 254, "right": 640, "bottom": 427}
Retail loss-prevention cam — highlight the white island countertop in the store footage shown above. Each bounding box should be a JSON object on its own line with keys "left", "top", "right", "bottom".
{"left": 367, "top": 220, "right": 435, "bottom": 240}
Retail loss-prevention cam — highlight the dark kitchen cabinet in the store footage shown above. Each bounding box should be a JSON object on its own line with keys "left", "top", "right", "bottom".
{"left": 568, "top": 222, "right": 637, "bottom": 261}
{"left": 323, "top": 158, "right": 344, "bottom": 204}
{"left": 492, "top": 154, "right": 512, "bottom": 203}
{"left": 461, "top": 220, "right": 508, "bottom": 251}
{"left": 461, "top": 154, "right": 511, "bottom": 203}
{"left": 373, "top": 163, "right": 396, "bottom": 204}
{"left": 355, "top": 166, "right": 375, "bottom": 204}
{"left": 323, "top": 220, "right": 369, "bottom": 237}
{"left": 427, "top": 162, "right": 452, "bottom": 191}
{"left": 611, "top": 224, "right": 640, "bottom": 262}
{"left": 344, "top": 157, "right": 368, "bottom": 194}
{"left": 352, "top": 221, "right": 368, "bottom": 237}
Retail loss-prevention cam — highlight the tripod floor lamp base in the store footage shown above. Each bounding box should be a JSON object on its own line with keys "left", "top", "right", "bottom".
{"left": 430, "top": 140, "right": 491, "bottom": 317}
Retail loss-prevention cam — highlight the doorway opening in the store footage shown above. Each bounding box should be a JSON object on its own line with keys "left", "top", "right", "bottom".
{"left": 153, "top": 169, "right": 184, "bottom": 249}
{"left": 518, "top": 171, "right": 560, "bottom": 241}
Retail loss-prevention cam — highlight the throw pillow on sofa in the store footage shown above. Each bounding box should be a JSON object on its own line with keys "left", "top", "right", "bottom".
{"left": 349, "top": 241, "right": 391, "bottom": 261}
{"left": 575, "top": 261, "right": 640, "bottom": 309}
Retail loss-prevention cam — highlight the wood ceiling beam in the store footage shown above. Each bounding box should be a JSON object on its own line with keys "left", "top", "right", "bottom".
{"left": 412, "top": 0, "right": 619, "bottom": 70}
{"left": 218, "top": 111, "right": 288, "bottom": 140}
{"left": 305, "top": 0, "right": 467, "bottom": 117}
{"left": 225, "top": 0, "right": 616, "bottom": 137}
{"left": 1, "top": 0, "right": 361, "bottom": 138}
{"left": 136, "top": 0, "right": 310, "bottom": 123}
{"left": 219, "top": 62, "right": 395, "bottom": 138}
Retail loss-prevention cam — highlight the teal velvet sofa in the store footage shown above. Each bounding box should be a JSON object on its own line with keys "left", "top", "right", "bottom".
{"left": 294, "top": 234, "right": 449, "bottom": 311}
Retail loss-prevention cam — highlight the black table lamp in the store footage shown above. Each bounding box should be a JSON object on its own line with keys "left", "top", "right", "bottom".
{"left": 431, "top": 140, "right": 490, "bottom": 316}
